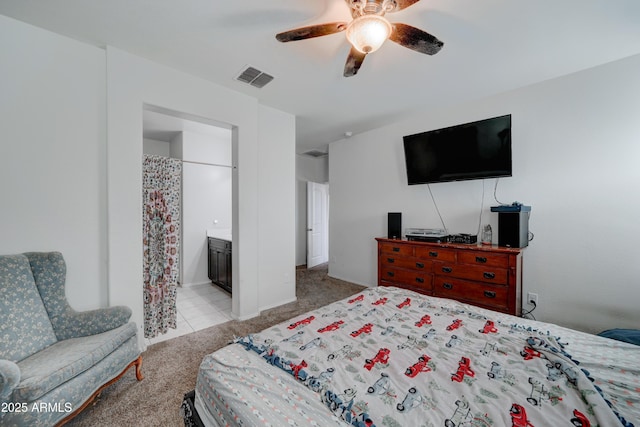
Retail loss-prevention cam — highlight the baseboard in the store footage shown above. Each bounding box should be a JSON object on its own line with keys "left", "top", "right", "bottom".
{"left": 259, "top": 296, "right": 298, "bottom": 312}
{"left": 326, "top": 273, "right": 374, "bottom": 288}
{"left": 229, "top": 296, "right": 299, "bottom": 321}
{"left": 231, "top": 311, "right": 261, "bottom": 321}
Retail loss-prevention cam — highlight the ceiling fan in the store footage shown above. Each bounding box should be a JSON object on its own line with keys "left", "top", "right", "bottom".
{"left": 275, "top": 0, "right": 444, "bottom": 77}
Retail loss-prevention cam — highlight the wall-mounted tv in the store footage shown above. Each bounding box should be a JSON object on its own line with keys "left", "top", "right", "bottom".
{"left": 403, "top": 114, "right": 512, "bottom": 185}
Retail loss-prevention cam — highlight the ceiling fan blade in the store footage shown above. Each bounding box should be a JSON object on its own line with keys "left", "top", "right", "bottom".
{"left": 389, "top": 23, "right": 444, "bottom": 55}
{"left": 344, "top": 46, "right": 367, "bottom": 77}
{"left": 276, "top": 22, "right": 348, "bottom": 42}
{"left": 392, "top": 0, "right": 422, "bottom": 11}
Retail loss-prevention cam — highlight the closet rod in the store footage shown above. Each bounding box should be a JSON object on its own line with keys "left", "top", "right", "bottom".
{"left": 181, "top": 159, "right": 232, "bottom": 168}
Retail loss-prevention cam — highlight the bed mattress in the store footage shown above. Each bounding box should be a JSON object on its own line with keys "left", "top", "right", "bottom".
{"left": 194, "top": 343, "right": 345, "bottom": 426}
{"left": 195, "top": 286, "right": 639, "bottom": 426}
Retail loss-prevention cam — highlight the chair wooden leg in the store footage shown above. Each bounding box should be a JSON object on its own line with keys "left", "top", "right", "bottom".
{"left": 134, "top": 355, "right": 144, "bottom": 380}
{"left": 55, "top": 355, "right": 144, "bottom": 426}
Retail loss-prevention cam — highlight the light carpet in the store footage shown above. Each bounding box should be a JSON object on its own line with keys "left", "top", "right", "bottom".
{"left": 67, "top": 266, "right": 365, "bottom": 426}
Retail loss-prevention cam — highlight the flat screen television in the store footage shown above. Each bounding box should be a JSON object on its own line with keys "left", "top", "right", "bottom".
{"left": 403, "top": 114, "right": 512, "bottom": 185}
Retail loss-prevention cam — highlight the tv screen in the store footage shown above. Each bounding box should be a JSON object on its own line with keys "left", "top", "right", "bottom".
{"left": 403, "top": 114, "right": 512, "bottom": 185}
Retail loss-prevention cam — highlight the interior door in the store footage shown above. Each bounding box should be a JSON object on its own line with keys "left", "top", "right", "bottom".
{"left": 306, "top": 181, "right": 329, "bottom": 269}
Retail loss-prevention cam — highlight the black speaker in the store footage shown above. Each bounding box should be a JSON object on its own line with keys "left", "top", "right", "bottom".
{"left": 498, "top": 212, "right": 529, "bottom": 248}
{"left": 388, "top": 212, "right": 402, "bottom": 239}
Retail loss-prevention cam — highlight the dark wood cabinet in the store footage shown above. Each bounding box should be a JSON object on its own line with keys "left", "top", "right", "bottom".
{"left": 208, "top": 237, "right": 232, "bottom": 294}
{"left": 376, "top": 238, "right": 522, "bottom": 316}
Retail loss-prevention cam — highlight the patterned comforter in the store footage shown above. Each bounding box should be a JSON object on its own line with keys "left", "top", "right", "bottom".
{"left": 196, "top": 286, "right": 638, "bottom": 426}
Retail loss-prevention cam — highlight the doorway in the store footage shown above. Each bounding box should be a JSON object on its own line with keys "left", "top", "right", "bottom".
{"left": 306, "top": 181, "right": 329, "bottom": 269}
{"left": 142, "top": 106, "right": 234, "bottom": 344}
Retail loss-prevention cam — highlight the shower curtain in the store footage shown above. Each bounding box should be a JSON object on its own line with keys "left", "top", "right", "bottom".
{"left": 142, "top": 154, "right": 181, "bottom": 338}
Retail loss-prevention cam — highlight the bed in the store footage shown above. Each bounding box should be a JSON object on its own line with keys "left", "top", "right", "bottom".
{"left": 186, "top": 286, "right": 639, "bottom": 426}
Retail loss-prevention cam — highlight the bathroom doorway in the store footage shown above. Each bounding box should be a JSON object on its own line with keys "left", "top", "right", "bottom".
{"left": 142, "top": 105, "right": 234, "bottom": 344}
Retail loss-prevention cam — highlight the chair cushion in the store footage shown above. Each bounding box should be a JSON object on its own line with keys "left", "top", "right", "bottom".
{"left": 14, "top": 322, "right": 137, "bottom": 402}
{"left": 0, "top": 254, "right": 57, "bottom": 362}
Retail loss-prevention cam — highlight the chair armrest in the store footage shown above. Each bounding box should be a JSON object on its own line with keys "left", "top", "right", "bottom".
{"left": 51, "top": 305, "right": 132, "bottom": 340}
{"left": 0, "top": 359, "right": 20, "bottom": 403}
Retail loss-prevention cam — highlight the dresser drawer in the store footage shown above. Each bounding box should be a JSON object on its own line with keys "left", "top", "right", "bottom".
{"left": 434, "top": 262, "right": 508, "bottom": 284}
{"left": 381, "top": 255, "right": 431, "bottom": 271}
{"left": 415, "top": 247, "right": 456, "bottom": 262}
{"left": 379, "top": 242, "right": 414, "bottom": 257}
{"left": 376, "top": 238, "right": 522, "bottom": 316}
{"left": 433, "top": 277, "right": 509, "bottom": 311}
{"left": 380, "top": 266, "right": 432, "bottom": 291}
{"left": 457, "top": 251, "right": 508, "bottom": 268}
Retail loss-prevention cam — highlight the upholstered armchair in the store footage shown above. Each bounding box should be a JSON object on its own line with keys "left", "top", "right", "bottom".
{"left": 0, "top": 252, "right": 143, "bottom": 427}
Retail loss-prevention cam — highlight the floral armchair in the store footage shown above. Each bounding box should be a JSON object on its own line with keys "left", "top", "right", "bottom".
{"left": 0, "top": 252, "right": 143, "bottom": 426}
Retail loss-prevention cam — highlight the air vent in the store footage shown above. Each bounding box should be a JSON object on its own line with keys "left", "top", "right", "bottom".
{"left": 303, "top": 150, "right": 328, "bottom": 158}
{"left": 236, "top": 66, "right": 274, "bottom": 88}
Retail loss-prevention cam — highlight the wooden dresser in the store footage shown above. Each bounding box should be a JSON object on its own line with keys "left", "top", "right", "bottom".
{"left": 376, "top": 237, "right": 523, "bottom": 316}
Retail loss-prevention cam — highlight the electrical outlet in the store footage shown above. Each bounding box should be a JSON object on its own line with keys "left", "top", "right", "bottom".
{"left": 527, "top": 292, "right": 538, "bottom": 306}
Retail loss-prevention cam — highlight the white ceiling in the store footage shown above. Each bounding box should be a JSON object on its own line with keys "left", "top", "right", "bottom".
{"left": 3, "top": 0, "right": 640, "bottom": 153}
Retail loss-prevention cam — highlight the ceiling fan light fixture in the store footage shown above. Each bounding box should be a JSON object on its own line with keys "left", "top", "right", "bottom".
{"left": 346, "top": 14, "right": 392, "bottom": 54}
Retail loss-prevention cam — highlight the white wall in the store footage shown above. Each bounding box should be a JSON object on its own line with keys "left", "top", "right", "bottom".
{"left": 181, "top": 129, "right": 233, "bottom": 287}
{"left": 297, "top": 154, "right": 329, "bottom": 184}
{"left": 182, "top": 129, "right": 232, "bottom": 166}
{"left": 182, "top": 163, "right": 232, "bottom": 286}
{"left": 2, "top": 16, "right": 297, "bottom": 350}
{"left": 0, "top": 15, "right": 107, "bottom": 310}
{"left": 329, "top": 53, "right": 640, "bottom": 334}
{"left": 143, "top": 138, "right": 171, "bottom": 157}
{"left": 258, "top": 106, "right": 296, "bottom": 310}
{"left": 106, "top": 47, "right": 297, "bottom": 346}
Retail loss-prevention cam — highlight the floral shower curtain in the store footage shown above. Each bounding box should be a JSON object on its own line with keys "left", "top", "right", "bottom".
{"left": 142, "top": 154, "right": 181, "bottom": 338}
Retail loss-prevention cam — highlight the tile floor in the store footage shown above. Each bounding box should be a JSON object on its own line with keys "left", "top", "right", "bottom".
{"left": 145, "top": 282, "right": 232, "bottom": 346}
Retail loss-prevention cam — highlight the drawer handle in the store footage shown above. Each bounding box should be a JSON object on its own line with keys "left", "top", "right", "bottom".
{"left": 416, "top": 277, "right": 424, "bottom": 284}
{"left": 484, "top": 291, "right": 496, "bottom": 298}
{"left": 483, "top": 272, "right": 496, "bottom": 280}
{"left": 476, "top": 256, "right": 487, "bottom": 263}
{"left": 415, "top": 262, "right": 424, "bottom": 268}
{"left": 429, "top": 251, "right": 438, "bottom": 257}
{"left": 387, "top": 258, "right": 395, "bottom": 263}
{"left": 392, "top": 247, "right": 400, "bottom": 252}
{"left": 442, "top": 266, "right": 453, "bottom": 273}
{"left": 386, "top": 271, "right": 395, "bottom": 277}
{"left": 442, "top": 283, "right": 453, "bottom": 290}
